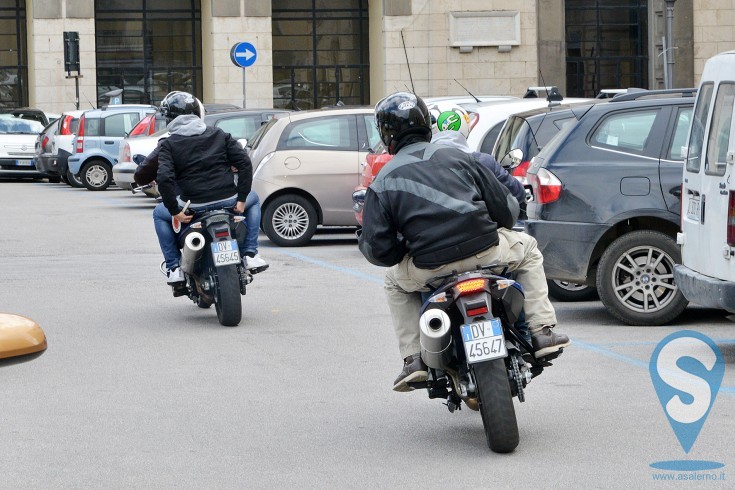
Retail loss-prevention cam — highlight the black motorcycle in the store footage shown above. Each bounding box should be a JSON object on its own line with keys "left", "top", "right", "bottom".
{"left": 412, "top": 264, "right": 562, "bottom": 453}
{"left": 166, "top": 207, "right": 253, "bottom": 327}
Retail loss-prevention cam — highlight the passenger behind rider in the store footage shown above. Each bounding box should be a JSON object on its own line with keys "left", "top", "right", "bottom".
{"left": 427, "top": 102, "right": 527, "bottom": 214}
{"left": 358, "top": 92, "right": 570, "bottom": 392}
{"left": 137, "top": 91, "right": 268, "bottom": 287}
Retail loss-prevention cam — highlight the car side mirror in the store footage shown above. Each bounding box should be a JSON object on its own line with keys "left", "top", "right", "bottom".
{"left": 500, "top": 148, "right": 524, "bottom": 169}
{"left": 0, "top": 313, "right": 47, "bottom": 367}
{"left": 238, "top": 138, "right": 248, "bottom": 148}
{"left": 132, "top": 154, "right": 146, "bottom": 165}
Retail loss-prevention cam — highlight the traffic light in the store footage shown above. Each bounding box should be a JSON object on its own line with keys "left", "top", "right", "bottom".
{"left": 63, "top": 31, "right": 80, "bottom": 73}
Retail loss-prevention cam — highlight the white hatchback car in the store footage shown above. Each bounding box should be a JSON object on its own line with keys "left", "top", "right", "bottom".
{"left": 0, "top": 114, "right": 45, "bottom": 179}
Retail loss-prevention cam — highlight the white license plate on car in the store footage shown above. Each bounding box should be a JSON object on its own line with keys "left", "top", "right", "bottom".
{"left": 686, "top": 195, "right": 700, "bottom": 222}
{"left": 461, "top": 318, "right": 506, "bottom": 363}
{"left": 16, "top": 159, "right": 33, "bottom": 166}
{"left": 211, "top": 240, "right": 240, "bottom": 267}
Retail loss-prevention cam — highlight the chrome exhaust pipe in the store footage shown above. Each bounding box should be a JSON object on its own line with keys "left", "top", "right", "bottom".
{"left": 180, "top": 232, "right": 205, "bottom": 275}
{"left": 419, "top": 308, "right": 453, "bottom": 369}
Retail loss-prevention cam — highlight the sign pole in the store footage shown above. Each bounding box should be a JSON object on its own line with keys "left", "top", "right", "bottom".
{"left": 230, "top": 42, "right": 257, "bottom": 109}
{"left": 243, "top": 68, "right": 247, "bottom": 109}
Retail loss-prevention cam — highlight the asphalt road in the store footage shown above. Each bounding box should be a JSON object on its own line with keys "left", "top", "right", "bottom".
{"left": 1, "top": 180, "right": 733, "bottom": 488}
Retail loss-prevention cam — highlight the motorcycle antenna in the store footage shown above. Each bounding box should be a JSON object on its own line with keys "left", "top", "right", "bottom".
{"left": 400, "top": 29, "right": 415, "bottom": 93}
{"left": 454, "top": 79, "right": 480, "bottom": 103}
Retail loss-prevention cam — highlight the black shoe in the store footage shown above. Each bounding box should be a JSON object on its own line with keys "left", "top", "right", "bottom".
{"left": 393, "top": 353, "right": 428, "bottom": 392}
{"left": 531, "top": 325, "right": 571, "bottom": 358}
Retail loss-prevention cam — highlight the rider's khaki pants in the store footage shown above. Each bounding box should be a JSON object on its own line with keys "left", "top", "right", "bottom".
{"left": 385, "top": 228, "right": 558, "bottom": 359}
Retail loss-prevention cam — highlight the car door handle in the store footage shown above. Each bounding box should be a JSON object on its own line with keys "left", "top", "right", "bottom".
{"left": 104, "top": 140, "right": 115, "bottom": 144}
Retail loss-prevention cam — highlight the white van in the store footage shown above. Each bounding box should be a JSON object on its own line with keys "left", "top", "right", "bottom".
{"left": 675, "top": 51, "right": 735, "bottom": 313}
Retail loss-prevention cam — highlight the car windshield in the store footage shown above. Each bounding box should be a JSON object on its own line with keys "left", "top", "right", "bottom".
{"left": 247, "top": 118, "right": 277, "bottom": 150}
{"left": 0, "top": 115, "right": 45, "bottom": 135}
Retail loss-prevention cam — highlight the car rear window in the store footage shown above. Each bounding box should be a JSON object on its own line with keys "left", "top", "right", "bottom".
{"left": 104, "top": 112, "right": 141, "bottom": 137}
{"left": 704, "top": 82, "right": 735, "bottom": 176}
{"left": 281, "top": 115, "right": 355, "bottom": 151}
{"left": 591, "top": 109, "right": 658, "bottom": 153}
{"left": 215, "top": 116, "right": 262, "bottom": 141}
{"left": 686, "top": 82, "right": 714, "bottom": 173}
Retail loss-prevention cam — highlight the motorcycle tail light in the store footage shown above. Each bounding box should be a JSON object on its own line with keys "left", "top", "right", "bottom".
{"left": 466, "top": 304, "right": 489, "bottom": 317}
{"left": 215, "top": 231, "right": 230, "bottom": 238}
{"left": 454, "top": 278, "right": 486, "bottom": 296}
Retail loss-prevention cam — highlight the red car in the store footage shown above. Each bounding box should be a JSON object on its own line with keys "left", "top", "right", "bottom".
{"left": 352, "top": 141, "right": 392, "bottom": 225}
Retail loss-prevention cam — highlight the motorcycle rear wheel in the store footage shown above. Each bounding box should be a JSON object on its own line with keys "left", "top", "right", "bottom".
{"left": 213, "top": 265, "right": 242, "bottom": 326}
{"left": 473, "top": 359, "right": 519, "bottom": 453}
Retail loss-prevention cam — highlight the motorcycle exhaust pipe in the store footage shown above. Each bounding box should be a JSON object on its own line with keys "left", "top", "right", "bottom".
{"left": 419, "top": 308, "right": 453, "bottom": 369}
{"left": 180, "top": 232, "right": 206, "bottom": 275}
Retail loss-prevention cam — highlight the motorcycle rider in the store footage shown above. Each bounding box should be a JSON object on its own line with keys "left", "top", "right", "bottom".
{"left": 147, "top": 91, "right": 267, "bottom": 286}
{"left": 358, "top": 92, "right": 570, "bottom": 392}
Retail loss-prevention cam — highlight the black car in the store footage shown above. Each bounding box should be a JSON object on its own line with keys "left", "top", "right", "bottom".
{"left": 493, "top": 101, "right": 606, "bottom": 301}
{"left": 524, "top": 89, "right": 696, "bottom": 325}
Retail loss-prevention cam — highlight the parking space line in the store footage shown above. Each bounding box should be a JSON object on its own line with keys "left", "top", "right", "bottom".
{"left": 574, "top": 339, "right": 735, "bottom": 396}
{"left": 273, "top": 250, "right": 384, "bottom": 285}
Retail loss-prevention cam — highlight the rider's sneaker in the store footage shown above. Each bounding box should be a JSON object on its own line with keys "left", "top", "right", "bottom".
{"left": 166, "top": 267, "right": 185, "bottom": 285}
{"left": 531, "top": 325, "right": 571, "bottom": 358}
{"left": 245, "top": 253, "right": 269, "bottom": 273}
{"left": 393, "top": 353, "right": 428, "bottom": 392}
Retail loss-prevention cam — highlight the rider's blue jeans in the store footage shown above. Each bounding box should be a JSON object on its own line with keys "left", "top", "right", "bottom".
{"left": 153, "top": 192, "right": 261, "bottom": 270}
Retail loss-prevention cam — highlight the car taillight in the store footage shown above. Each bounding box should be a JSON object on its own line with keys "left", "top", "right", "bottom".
{"left": 122, "top": 143, "right": 131, "bottom": 163}
{"left": 454, "top": 278, "right": 486, "bottom": 296}
{"left": 728, "top": 191, "right": 735, "bottom": 247}
{"left": 511, "top": 161, "right": 531, "bottom": 178}
{"left": 469, "top": 112, "right": 479, "bottom": 131}
{"left": 75, "top": 116, "right": 85, "bottom": 153}
{"left": 42, "top": 136, "right": 49, "bottom": 151}
{"left": 60, "top": 115, "right": 74, "bottom": 135}
{"left": 527, "top": 167, "right": 563, "bottom": 204}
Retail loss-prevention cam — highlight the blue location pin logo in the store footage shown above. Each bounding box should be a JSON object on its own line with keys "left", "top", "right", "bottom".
{"left": 649, "top": 330, "right": 724, "bottom": 455}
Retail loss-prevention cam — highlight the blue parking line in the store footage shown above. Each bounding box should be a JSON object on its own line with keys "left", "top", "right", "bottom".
{"left": 574, "top": 339, "right": 735, "bottom": 396}
{"left": 272, "top": 249, "right": 384, "bottom": 285}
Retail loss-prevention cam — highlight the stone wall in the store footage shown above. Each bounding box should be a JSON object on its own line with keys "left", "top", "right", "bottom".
{"left": 28, "top": 0, "right": 96, "bottom": 114}
{"left": 377, "top": 0, "right": 538, "bottom": 99}
{"left": 693, "top": 0, "right": 735, "bottom": 82}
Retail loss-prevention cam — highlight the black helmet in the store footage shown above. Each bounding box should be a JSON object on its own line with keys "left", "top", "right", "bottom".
{"left": 160, "top": 91, "right": 203, "bottom": 123}
{"left": 374, "top": 92, "right": 431, "bottom": 154}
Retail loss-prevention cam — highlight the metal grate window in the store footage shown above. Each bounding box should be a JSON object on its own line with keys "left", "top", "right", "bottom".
{"left": 272, "top": 0, "right": 369, "bottom": 110}
{"left": 566, "top": 0, "right": 648, "bottom": 98}
{"left": 0, "top": 0, "right": 27, "bottom": 108}
{"left": 94, "top": 0, "right": 202, "bottom": 107}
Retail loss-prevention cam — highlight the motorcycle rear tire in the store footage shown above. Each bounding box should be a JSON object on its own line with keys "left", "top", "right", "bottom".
{"left": 213, "top": 265, "right": 242, "bottom": 326}
{"left": 474, "top": 359, "right": 519, "bottom": 453}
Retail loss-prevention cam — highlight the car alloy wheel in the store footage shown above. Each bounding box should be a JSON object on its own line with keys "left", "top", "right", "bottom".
{"left": 596, "top": 230, "right": 687, "bottom": 325}
{"left": 80, "top": 160, "right": 112, "bottom": 191}
{"left": 263, "top": 194, "right": 318, "bottom": 247}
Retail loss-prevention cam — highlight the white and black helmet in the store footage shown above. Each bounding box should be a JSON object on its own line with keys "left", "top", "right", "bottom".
{"left": 159, "top": 91, "right": 203, "bottom": 123}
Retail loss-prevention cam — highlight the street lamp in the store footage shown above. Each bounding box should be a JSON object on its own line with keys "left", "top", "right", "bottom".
{"left": 664, "top": 0, "right": 677, "bottom": 89}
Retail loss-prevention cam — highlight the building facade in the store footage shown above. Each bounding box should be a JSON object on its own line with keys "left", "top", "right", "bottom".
{"left": 1, "top": 0, "right": 732, "bottom": 114}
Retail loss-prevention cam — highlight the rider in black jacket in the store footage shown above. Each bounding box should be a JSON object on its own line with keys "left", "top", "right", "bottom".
{"left": 358, "top": 92, "right": 569, "bottom": 392}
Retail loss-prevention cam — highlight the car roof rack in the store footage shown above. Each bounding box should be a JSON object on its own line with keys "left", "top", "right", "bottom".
{"left": 609, "top": 88, "right": 697, "bottom": 102}
{"left": 523, "top": 86, "right": 564, "bottom": 102}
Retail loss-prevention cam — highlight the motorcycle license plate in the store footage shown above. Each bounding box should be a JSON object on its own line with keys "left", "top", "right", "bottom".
{"left": 461, "top": 318, "right": 506, "bottom": 363}
{"left": 211, "top": 239, "right": 240, "bottom": 267}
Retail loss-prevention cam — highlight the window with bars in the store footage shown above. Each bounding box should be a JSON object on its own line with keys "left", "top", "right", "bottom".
{"left": 272, "top": 0, "right": 369, "bottom": 110}
{"left": 94, "top": 0, "right": 202, "bottom": 107}
{"left": 565, "top": 0, "right": 648, "bottom": 98}
{"left": 0, "top": 0, "right": 27, "bottom": 108}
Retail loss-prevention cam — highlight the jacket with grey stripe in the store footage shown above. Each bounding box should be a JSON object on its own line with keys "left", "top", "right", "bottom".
{"left": 358, "top": 141, "right": 519, "bottom": 269}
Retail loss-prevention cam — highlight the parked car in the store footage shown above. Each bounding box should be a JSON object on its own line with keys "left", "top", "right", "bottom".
{"left": 67, "top": 104, "right": 157, "bottom": 190}
{"left": 524, "top": 88, "right": 696, "bottom": 325}
{"left": 113, "top": 108, "right": 289, "bottom": 192}
{"left": 492, "top": 101, "right": 607, "bottom": 301}
{"left": 0, "top": 107, "right": 55, "bottom": 127}
{"left": 461, "top": 88, "right": 596, "bottom": 154}
{"left": 675, "top": 51, "right": 735, "bottom": 313}
{"left": 0, "top": 113, "right": 46, "bottom": 179}
{"left": 33, "top": 110, "right": 84, "bottom": 185}
{"left": 247, "top": 106, "right": 380, "bottom": 246}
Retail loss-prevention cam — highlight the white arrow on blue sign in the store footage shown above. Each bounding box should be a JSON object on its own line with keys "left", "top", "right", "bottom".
{"left": 230, "top": 42, "right": 257, "bottom": 68}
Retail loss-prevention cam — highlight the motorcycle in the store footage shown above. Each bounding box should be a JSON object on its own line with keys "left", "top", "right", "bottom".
{"left": 162, "top": 201, "right": 253, "bottom": 327}
{"left": 412, "top": 264, "right": 562, "bottom": 453}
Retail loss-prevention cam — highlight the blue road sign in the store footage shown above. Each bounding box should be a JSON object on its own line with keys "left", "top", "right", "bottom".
{"left": 230, "top": 42, "right": 257, "bottom": 68}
